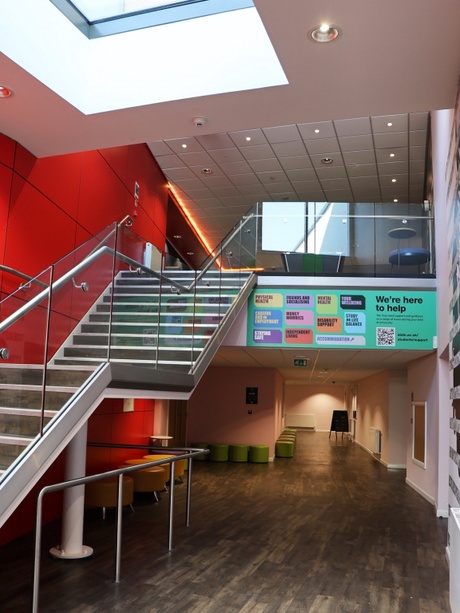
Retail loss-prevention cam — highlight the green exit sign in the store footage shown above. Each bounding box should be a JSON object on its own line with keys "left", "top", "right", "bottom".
{"left": 293, "top": 358, "right": 308, "bottom": 367}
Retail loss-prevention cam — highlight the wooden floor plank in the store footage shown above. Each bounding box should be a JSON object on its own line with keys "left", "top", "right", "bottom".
{"left": 0, "top": 431, "right": 450, "bottom": 612}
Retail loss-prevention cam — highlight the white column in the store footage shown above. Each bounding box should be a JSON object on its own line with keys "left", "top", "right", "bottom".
{"left": 49, "top": 422, "right": 93, "bottom": 559}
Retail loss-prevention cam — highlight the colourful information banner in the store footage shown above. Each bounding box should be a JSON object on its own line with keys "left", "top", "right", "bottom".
{"left": 247, "top": 289, "right": 436, "bottom": 350}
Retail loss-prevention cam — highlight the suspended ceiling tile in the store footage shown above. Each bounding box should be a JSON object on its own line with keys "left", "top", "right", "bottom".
{"left": 347, "top": 163, "right": 378, "bottom": 177}
{"left": 147, "top": 141, "right": 174, "bottom": 156}
{"left": 409, "top": 130, "right": 428, "bottom": 147}
{"left": 170, "top": 177, "right": 207, "bottom": 192}
{"left": 349, "top": 176, "right": 380, "bottom": 189}
{"left": 333, "top": 117, "right": 372, "bottom": 137}
{"left": 342, "top": 149, "right": 376, "bottom": 165}
{"left": 375, "top": 147, "right": 408, "bottom": 163}
{"left": 378, "top": 160, "right": 409, "bottom": 175}
{"left": 314, "top": 165, "right": 348, "bottom": 180}
{"left": 207, "top": 147, "right": 245, "bottom": 164}
{"left": 338, "top": 134, "right": 375, "bottom": 151}
{"left": 218, "top": 160, "right": 254, "bottom": 174}
{"left": 371, "top": 114, "right": 408, "bottom": 133}
{"left": 155, "top": 154, "right": 187, "bottom": 169}
{"left": 209, "top": 185, "right": 241, "bottom": 197}
{"left": 196, "top": 133, "right": 235, "bottom": 149}
{"left": 262, "top": 124, "right": 301, "bottom": 143}
{"left": 320, "top": 177, "right": 350, "bottom": 190}
{"left": 228, "top": 129, "right": 268, "bottom": 147}
{"left": 304, "top": 137, "right": 340, "bottom": 155}
{"left": 297, "top": 121, "right": 336, "bottom": 140}
{"left": 241, "top": 144, "right": 276, "bottom": 160}
{"left": 373, "top": 131, "right": 408, "bottom": 149}
{"left": 278, "top": 155, "right": 313, "bottom": 171}
{"left": 178, "top": 150, "right": 216, "bottom": 166}
{"left": 163, "top": 167, "right": 197, "bottom": 181}
{"left": 248, "top": 158, "right": 284, "bottom": 173}
{"left": 256, "top": 169, "right": 289, "bottom": 184}
{"left": 164, "top": 137, "right": 204, "bottom": 153}
{"left": 285, "top": 168, "right": 319, "bottom": 181}
{"left": 271, "top": 140, "right": 308, "bottom": 157}
{"left": 409, "top": 146, "right": 427, "bottom": 160}
{"left": 409, "top": 112, "right": 429, "bottom": 130}
{"left": 228, "top": 173, "right": 262, "bottom": 185}
{"left": 291, "top": 179, "right": 324, "bottom": 191}
{"left": 323, "top": 188, "right": 354, "bottom": 201}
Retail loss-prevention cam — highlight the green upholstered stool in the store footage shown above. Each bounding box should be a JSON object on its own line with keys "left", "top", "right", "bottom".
{"left": 228, "top": 444, "right": 249, "bottom": 462}
{"left": 278, "top": 435, "right": 296, "bottom": 446}
{"left": 275, "top": 440, "right": 295, "bottom": 458}
{"left": 248, "top": 445, "right": 269, "bottom": 463}
{"left": 283, "top": 428, "right": 297, "bottom": 434}
{"left": 208, "top": 444, "right": 229, "bottom": 462}
{"left": 191, "top": 442, "right": 209, "bottom": 461}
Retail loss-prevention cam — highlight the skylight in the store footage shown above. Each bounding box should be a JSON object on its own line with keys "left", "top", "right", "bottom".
{"left": 50, "top": 0, "right": 253, "bottom": 38}
{"left": 0, "top": 0, "right": 287, "bottom": 115}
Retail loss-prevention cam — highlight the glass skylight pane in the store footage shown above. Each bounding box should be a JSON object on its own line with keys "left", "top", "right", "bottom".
{"left": 71, "top": 0, "right": 192, "bottom": 22}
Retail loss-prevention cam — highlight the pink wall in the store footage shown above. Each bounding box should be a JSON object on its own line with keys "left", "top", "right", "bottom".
{"left": 355, "top": 371, "right": 389, "bottom": 461}
{"left": 406, "top": 352, "right": 439, "bottom": 506}
{"left": 284, "top": 384, "right": 346, "bottom": 431}
{"left": 187, "top": 366, "right": 284, "bottom": 457}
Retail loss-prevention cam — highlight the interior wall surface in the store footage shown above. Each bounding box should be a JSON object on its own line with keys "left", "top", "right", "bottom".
{"left": 187, "top": 366, "right": 283, "bottom": 457}
{"left": 406, "top": 352, "right": 439, "bottom": 507}
{"left": 283, "top": 384, "right": 346, "bottom": 432}
{"left": 387, "top": 370, "right": 409, "bottom": 468}
{"left": 355, "top": 370, "right": 389, "bottom": 462}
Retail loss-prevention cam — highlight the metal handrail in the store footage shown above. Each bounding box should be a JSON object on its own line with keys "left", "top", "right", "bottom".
{"left": 0, "top": 214, "right": 255, "bottom": 335}
{"left": 32, "top": 446, "right": 209, "bottom": 612}
{"left": 0, "top": 264, "right": 48, "bottom": 289}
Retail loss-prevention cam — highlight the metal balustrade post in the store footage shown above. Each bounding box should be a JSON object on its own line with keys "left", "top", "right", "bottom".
{"left": 114, "top": 473, "right": 124, "bottom": 583}
{"left": 168, "top": 460, "right": 176, "bottom": 551}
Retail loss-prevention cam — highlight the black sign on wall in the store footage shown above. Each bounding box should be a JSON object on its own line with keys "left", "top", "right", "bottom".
{"left": 246, "top": 387, "right": 258, "bottom": 404}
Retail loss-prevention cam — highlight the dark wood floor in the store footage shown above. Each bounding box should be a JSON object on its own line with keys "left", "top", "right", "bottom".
{"left": 0, "top": 432, "right": 451, "bottom": 612}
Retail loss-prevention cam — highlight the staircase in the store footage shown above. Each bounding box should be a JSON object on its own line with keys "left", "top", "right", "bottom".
{"left": 0, "top": 268, "right": 254, "bottom": 510}
{"left": 53, "top": 268, "right": 250, "bottom": 372}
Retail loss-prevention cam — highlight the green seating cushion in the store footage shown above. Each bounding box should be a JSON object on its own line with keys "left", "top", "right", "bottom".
{"left": 275, "top": 441, "right": 294, "bottom": 458}
{"left": 248, "top": 445, "right": 269, "bottom": 463}
{"left": 208, "top": 444, "right": 229, "bottom": 462}
{"left": 229, "top": 444, "right": 249, "bottom": 462}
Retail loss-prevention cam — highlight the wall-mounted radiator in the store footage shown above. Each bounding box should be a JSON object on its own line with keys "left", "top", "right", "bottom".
{"left": 369, "top": 427, "right": 382, "bottom": 454}
{"left": 285, "top": 413, "right": 316, "bottom": 429}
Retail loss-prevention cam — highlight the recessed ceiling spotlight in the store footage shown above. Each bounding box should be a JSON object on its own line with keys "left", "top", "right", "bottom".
{"left": 0, "top": 86, "right": 13, "bottom": 98}
{"left": 245, "top": 136, "right": 252, "bottom": 142}
{"left": 387, "top": 122, "right": 393, "bottom": 127}
{"left": 321, "top": 157, "right": 333, "bottom": 164}
{"left": 392, "top": 178, "right": 397, "bottom": 183}
{"left": 310, "top": 23, "right": 341, "bottom": 43}
{"left": 390, "top": 153, "right": 395, "bottom": 158}
{"left": 173, "top": 234, "right": 182, "bottom": 239}
{"left": 181, "top": 143, "right": 187, "bottom": 149}
{"left": 314, "top": 129, "right": 320, "bottom": 134}
{"left": 187, "top": 251, "right": 194, "bottom": 256}
{"left": 394, "top": 199, "right": 398, "bottom": 203}
{"left": 201, "top": 168, "right": 213, "bottom": 175}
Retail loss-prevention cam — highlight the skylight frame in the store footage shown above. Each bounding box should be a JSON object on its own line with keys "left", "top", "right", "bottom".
{"left": 50, "top": 0, "right": 254, "bottom": 38}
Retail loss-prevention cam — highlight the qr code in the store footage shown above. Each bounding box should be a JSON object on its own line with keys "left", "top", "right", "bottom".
{"left": 376, "top": 327, "right": 395, "bottom": 346}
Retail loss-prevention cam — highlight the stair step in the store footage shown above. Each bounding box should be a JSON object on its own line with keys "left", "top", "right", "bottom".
{"left": 62, "top": 346, "right": 203, "bottom": 361}
{"left": 73, "top": 333, "right": 211, "bottom": 348}
{"left": 80, "top": 322, "right": 215, "bottom": 336}
{"left": 54, "top": 357, "right": 194, "bottom": 369}
{"left": 0, "top": 388, "right": 76, "bottom": 410}
{"left": 0, "top": 365, "right": 95, "bottom": 386}
{"left": 0, "top": 413, "right": 54, "bottom": 437}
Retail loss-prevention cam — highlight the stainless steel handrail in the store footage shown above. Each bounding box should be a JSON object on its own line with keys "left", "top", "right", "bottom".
{"left": 32, "top": 446, "right": 209, "bottom": 612}
{"left": 0, "top": 264, "right": 48, "bottom": 289}
{"left": 0, "top": 214, "right": 255, "bottom": 335}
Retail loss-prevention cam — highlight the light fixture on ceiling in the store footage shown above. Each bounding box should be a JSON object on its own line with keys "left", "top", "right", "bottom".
{"left": 310, "top": 23, "right": 341, "bottom": 43}
{"left": 392, "top": 178, "right": 397, "bottom": 183}
{"left": 193, "top": 116, "right": 206, "bottom": 127}
{"left": 173, "top": 234, "right": 182, "bottom": 239}
{"left": 394, "top": 199, "right": 398, "bottom": 203}
{"left": 187, "top": 251, "right": 194, "bottom": 256}
{"left": 201, "top": 168, "right": 213, "bottom": 175}
{"left": 181, "top": 143, "right": 187, "bottom": 149}
{"left": 321, "top": 157, "right": 333, "bottom": 164}
{"left": 0, "top": 86, "right": 13, "bottom": 98}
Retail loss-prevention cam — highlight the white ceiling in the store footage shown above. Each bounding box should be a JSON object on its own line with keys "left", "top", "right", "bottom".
{"left": 0, "top": 0, "right": 452, "bottom": 384}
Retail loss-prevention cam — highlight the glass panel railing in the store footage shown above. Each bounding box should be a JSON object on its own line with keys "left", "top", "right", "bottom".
{"left": 214, "top": 201, "right": 434, "bottom": 277}
{"left": 0, "top": 267, "right": 53, "bottom": 471}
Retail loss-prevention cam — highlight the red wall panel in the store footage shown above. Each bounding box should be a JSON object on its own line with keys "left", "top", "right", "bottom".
{"left": 0, "top": 135, "right": 166, "bottom": 545}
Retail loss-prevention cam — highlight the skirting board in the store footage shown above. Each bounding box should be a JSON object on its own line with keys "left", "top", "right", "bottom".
{"left": 405, "top": 477, "right": 436, "bottom": 508}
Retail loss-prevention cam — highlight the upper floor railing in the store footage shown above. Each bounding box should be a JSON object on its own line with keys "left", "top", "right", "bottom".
{"left": 204, "top": 201, "right": 434, "bottom": 277}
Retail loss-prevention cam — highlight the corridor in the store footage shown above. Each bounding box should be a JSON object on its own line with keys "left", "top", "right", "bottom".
{"left": 0, "top": 431, "right": 450, "bottom": 612}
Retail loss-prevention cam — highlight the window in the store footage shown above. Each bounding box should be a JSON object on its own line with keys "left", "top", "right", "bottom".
{"left": 50, "top": 0, "right": 253, "bottom": 37}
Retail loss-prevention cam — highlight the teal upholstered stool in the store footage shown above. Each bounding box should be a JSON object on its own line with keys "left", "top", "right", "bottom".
{"left": 229, "top": 444, "right": 249, "bottom": 462}
{"left": 191, "top": 442, "right": 209, "bottom": 461}
{"left": 248, "top": 445, "right": 269, "bottom": 463}
{"left": 275, "top": 440, "right": 295, "bottom": 458}
{"left": 208, "top": 444, "right": 229, "bottom": 462}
